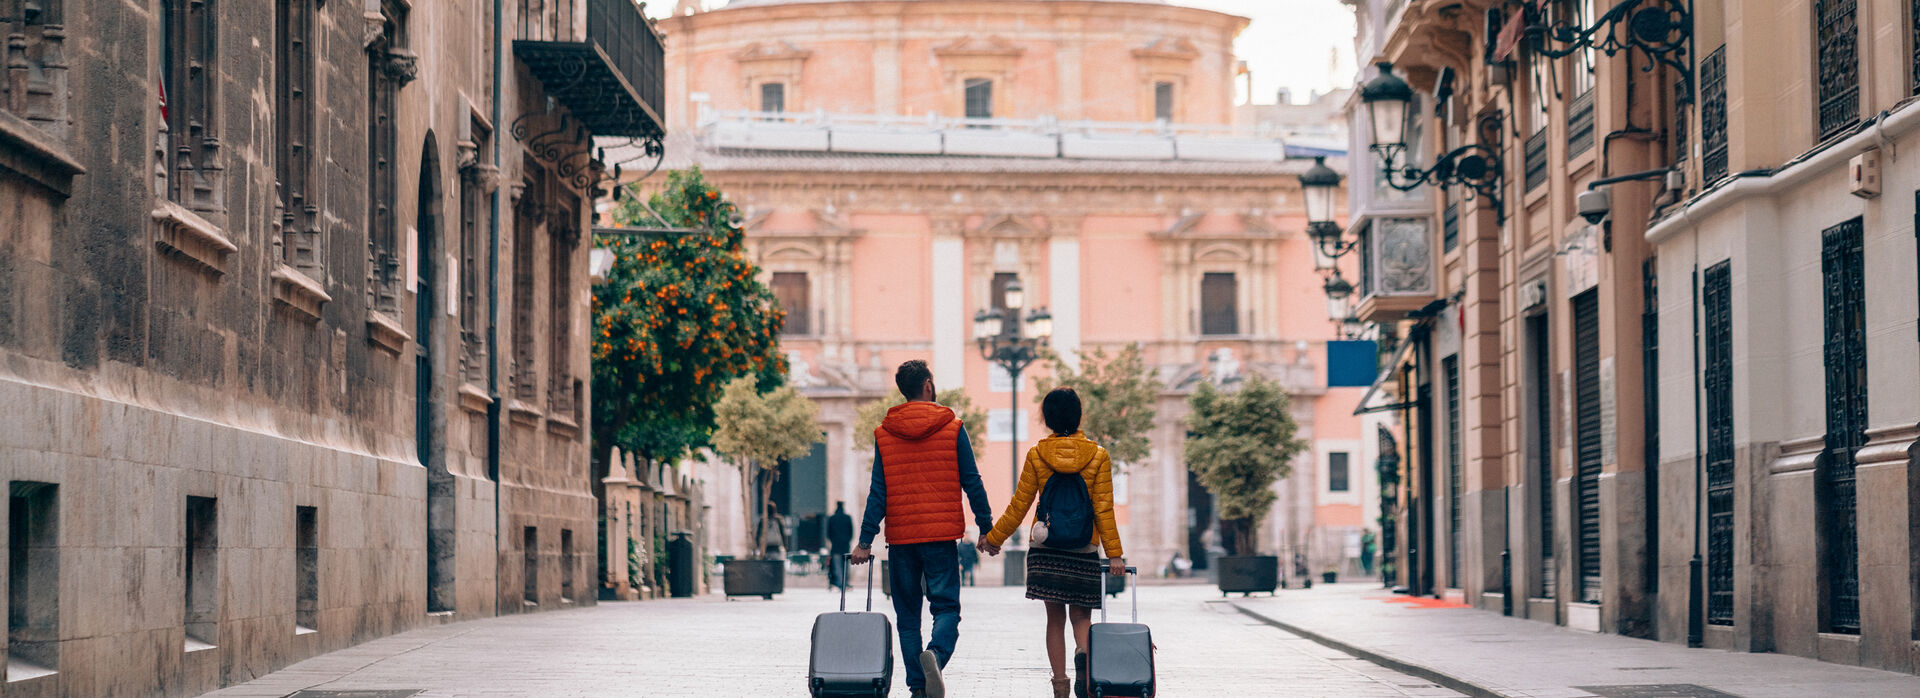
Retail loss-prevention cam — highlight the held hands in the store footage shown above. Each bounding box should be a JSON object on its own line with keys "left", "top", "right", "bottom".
{"left": 850, "top": 546, "right": 873, "bottom": 565}
{"left": 977, "top": 540, "right": 1001, "bottom": 557}
{"left": 1108, "top": 558, "right": 1126, "bottom": 577}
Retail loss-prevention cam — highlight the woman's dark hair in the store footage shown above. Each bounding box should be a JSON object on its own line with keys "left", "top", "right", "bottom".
{"left": 894, "top": 360, "right": 933, "bottom": 399}
{"left": 1041, "top": 387, "right": 1081, "bottom": 436}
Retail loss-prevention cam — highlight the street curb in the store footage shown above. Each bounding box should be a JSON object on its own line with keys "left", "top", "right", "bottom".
{"left": 1225, "top": 601, "right": 1509, "bottom": 698}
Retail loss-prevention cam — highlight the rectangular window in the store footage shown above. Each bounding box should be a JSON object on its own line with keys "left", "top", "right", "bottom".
{"left": 1642, "top": 260, "right": 1660, "bottom": 596}
{"left": 560, "top": 529, "right": 575, "bottom": 602}
{"left": 511, "top": 163, "right": 542, "bottom": 402}
{"left": 458, "top": 117, "right": 492, "bottom": 385}
{"left": 1573, "top": 290, "right": 1603, "bottom": 603}
{"left": 771, "top": 272, "right": 811, "bottom": 336}
{"left": 1705, "top": 260, "right": 1734, "bottom": 626}
{"left": 549, "top": 198, "right": 577, "bottom": 420}
{"left": 1527, "top": 313, "right": 1555, "bottom": 597}
{"left": 184, "top": 496, "right": 218, "bottom": 649}
{"left": 964, "top": 78, "right": 993, "bottom": 120}
{"left": 1567, "top": 0, "right": 1597, "bottom": 97}
{"left": 367, "top": 0, "right": 409, "bottom": 313}
{"left": 275, "top": 0, "right": 320, "bottom": 271}
{"left": 987, "top": 408, "right": 1030, "bottom": 443}
{"left": 990, "top": 271, "right": 1018, "bottom": 311}
{"left": 1816, "top": 0, "right": 1860, "bottom": 140}
{"left": 8, "top": 482, "right": 58, "bottom": 679}
{"left": 1528, "top": 50, "right": 1552, "bottom": 136}
{"left": 1328, "top": 452, "right": 1350, "bottom": 493}
{"left": 760, "top": 83, "right": 785, "bottom": 113}
{"left": 1701, "top": 46, "right": 1729, "bottom": 184}
{"left": 1442, "top": 200, "right": 1459, "bottom": 253}
{"left": 1200, "top": 272, "right": 1238, "bottom": 336}
{"left": 1154, "top": 82, "right": 1174, "bottom": 122}
{"left": 523, "top": 526, "right": 539, "bottom": 605}
{"left": 162, "top": 0, "right": 222, "bottom": 212}
{"left": 1444, "top": 355, "right": 1462, "bottom": 589}
{"left": 1820, "top": 218, "right": 1866, "bottom": 634}
{"left": 295, "top": 506, "right": 318, "bottom": 633}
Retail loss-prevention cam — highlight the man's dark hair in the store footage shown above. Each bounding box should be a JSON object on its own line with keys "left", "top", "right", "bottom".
{"left": 895, "top": 360, "right": 933, "bottom": 399}
{"left": 1042, "top": 387, "right": 1082, "bottom": 436}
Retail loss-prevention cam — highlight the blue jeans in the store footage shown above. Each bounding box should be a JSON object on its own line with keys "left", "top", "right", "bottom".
{"left": 888, "top": 541, "right": 961, "bottom": 691}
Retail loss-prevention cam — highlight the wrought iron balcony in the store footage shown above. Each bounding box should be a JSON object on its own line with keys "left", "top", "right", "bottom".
{"left": 514, "top": 0, "right": 665, "bottom": 139}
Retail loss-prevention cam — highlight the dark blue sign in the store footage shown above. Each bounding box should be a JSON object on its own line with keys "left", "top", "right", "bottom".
{"left": 1327, "top": 340, "right": 1379, "bottom": 388}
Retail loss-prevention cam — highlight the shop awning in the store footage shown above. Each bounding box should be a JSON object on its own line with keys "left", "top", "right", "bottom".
{"left": 1353, "top": 329, "right": 1422, "bottom": 416}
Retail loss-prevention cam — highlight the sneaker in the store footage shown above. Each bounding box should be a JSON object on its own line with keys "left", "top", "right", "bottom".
{"left": 919, "top": 650, "right": 945, "bottom": 698}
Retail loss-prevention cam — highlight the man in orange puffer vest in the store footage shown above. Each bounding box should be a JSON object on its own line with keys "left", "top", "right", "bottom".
{"left": 850, "top": 360, "right": 994, "bottom": 698}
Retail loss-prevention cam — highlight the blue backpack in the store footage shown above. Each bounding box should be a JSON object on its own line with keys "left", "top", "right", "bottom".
{"left": 1034, "top": 470, "right": 1095, "bottom": 550}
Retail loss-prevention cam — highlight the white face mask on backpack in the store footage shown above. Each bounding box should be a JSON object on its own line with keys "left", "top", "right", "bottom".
{"left": 1030, "top": 520, "right": 1050, "bottom": 546}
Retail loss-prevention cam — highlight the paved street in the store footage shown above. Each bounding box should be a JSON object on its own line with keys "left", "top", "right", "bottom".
{"left": 205, "top": 582, "right": 1462, "bottom": 697}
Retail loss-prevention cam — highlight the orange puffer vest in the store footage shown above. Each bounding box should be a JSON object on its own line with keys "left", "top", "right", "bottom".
{"left": 874, "top": 401, "right": 966, "bottom": 545}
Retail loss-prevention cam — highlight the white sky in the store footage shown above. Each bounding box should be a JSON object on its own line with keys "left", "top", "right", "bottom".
{"left": 651, "top": 0, "right": 1358, "bottom": 106}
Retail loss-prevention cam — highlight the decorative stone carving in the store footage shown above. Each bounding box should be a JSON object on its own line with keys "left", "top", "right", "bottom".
{"left": 271, "top": 264, "right": 332, "bottom": 321}
{"left": 366, "top": 310, "right": 411, "bottom": 354}
{"left": 381, "top": 48, "right": 419, "bottom": 87}
{"left": 1370, "top": 217, "right": 1434, "bottom": 296}
{"left": 152, "top": 199, "right": 237, "bottom": 276}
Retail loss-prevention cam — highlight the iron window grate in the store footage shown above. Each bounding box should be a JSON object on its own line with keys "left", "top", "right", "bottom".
{"left": 1524, "top": 130, "right": 1549, "bottom": 192}
{"left": 1443, "top": 201, "right": 1459, "bottom": 253}
{"left": 1445, "top": 356, "right": 1463, "bottom": 590}
{"left": 1567, "top": 89, "right": 1596, "bottom": 158}
{"left": 1530, "top": 314, "right": 1555, "bottom": 597}
{"left": 1704, "top": 261, "right": 1734, "bottom": 625}
{"left": 1701, "top": 47, "right": 1729, "bottom": 185}
{"left": 1817, "top": 0, "right": 1860, "bottom": 140}
{"left": 1820, "top": 217, "right": 1865, "bottom": 634}
{"left": 1573, "top": 290, "right": 1603, "bottom": 603}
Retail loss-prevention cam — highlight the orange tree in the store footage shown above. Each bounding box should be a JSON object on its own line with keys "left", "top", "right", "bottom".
{"left": 592, "top": 167, "right": 787, "bottom": 470}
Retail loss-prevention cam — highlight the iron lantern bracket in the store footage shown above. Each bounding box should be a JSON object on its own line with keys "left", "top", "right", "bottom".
{"left": 1378, "top": 143, "right": 1507, "bottom": 224}
{"left": 1527, "top": 0, "right": 1694, "bottom": 103}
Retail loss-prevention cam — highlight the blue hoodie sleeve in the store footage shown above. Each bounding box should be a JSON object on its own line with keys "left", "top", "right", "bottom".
{"left": 956, "top": 426, "right": 994, "bottom": 537}
{"left": 857, "top": 445, "right": 885, "bottom": 547}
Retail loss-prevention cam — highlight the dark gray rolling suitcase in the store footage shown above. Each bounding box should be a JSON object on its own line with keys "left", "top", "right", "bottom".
{"left": 809, "top": 554, "right": 893, "bottom": 697}
{"left": 1088, "top": 566, "right": 1154, "bottom": 697}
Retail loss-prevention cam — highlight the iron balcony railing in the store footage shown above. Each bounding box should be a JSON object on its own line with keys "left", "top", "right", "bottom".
{"left": 515, "top": 0, "right": 665, "bottom": 137}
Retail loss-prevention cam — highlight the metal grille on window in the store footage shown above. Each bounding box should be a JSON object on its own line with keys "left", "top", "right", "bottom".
{"left": 1573, "top": 290, "right": 1603, "bottom": 603}
{"left": 760, "top": 82, "right": 785, "bottom": 114}
{"left": 964, "top": 78, "right": 992, "bottom": 120}
{"left": 1442, "top": 200, "right": 1459, "bottom": 253}
{"left": 1701, "top": 47, "right": 1729, "bottom": 185}
{"left": 1820, "top": 217, "right": 1866, "bottom": 634}
{"left": 1524, "top": 130, "right": 1549, "bottom": 192}
{"left": 1672, "top": 78, "right": 1689, "bottom": 165}
{"left": 1529, "top": 313, "right": 1554, "bottom": 597}
{"left": 1816, "top": 0, "right": 1860, "bottom": 140}
{"left": 1642, "top": 259, "right": 1661, "bottom": 596}
{"left": 1704, "top": 261, "right": 1734, "bottom": 625}
{"left": 1566, "top": 90, "right": 1595, "bottom": 158}
{"left": 1445, "top": 355, "right": 1462, "bottom": 589}
{"left": 1329, "top": 452, "right": 1350, "bottom": 493}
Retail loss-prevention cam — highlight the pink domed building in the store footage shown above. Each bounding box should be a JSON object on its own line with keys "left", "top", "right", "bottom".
{"left": 632, "top": 0, "right": 1375, "bottom": 583}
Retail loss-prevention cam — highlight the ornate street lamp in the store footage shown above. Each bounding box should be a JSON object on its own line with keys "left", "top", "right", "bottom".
{"left": 976, "top": 277, "right": 1052, "bottom": 488}
{"left": 1526, "top": 0, "right": 1694, "bottom": 100}
{"left": 1361, "top": 62, "right": 1507, "bottom": 222}
{"left": 1323, "top": 272, "right": 1354, "bottom": 323}
{"left": 1299, "top": 156, "right": 1353, "bottom": 269}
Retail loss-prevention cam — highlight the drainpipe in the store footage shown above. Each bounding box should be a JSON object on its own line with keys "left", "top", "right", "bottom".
{"left": 488, "top": 0, "right": 506, "bottom": 615}
{"left": 1688, "top": 265, "right": 1704, "bottom": 648}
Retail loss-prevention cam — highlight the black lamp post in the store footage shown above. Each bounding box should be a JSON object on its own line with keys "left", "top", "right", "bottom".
{"left": 1360, "top": 62, "right": 1507, "bottom": 223}
{"left": 1300, "top": 156, "right": 1353, "bottom": 270}
{"left": 974, "top": 278, "right": 1052, "bottom": 489}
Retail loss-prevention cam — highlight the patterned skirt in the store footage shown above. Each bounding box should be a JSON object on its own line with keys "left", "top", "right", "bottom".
{"left": 1025, "top": 547, "right": 1103, "bottom": 608}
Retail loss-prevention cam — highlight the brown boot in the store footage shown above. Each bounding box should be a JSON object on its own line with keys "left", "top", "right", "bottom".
{"left": 1051, "top": 677, "right": 1071, "bottom": 698}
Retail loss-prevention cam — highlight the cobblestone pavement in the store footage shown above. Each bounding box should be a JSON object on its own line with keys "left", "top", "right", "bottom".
{"left": 205, "top": 582, "right": 1464, "bottom": 697}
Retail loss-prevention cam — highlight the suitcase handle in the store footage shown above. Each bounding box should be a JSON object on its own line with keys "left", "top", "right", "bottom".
{"left": 837, "top": 553, "right": 875, "bottom": 613}
{"left": 1098, "top": 566, "right": 1139, "bottom": 624}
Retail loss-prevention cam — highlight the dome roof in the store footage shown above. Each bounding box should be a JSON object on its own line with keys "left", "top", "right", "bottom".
{"left": 724, "top": 0, "right": 1167, "bottom": 7}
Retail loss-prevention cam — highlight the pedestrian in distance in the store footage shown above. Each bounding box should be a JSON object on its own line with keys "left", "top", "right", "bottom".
{"left": 827, "top": 501, "right": 854, "bottom": 591}
{"left": 850, "top": 360, "right": 995, "bottom": 698}
{"left": 957, "top": 538, "right": 978, "bottom": 587}
{"left": 978, "top": 387, "right": 1125, "bottom": 698}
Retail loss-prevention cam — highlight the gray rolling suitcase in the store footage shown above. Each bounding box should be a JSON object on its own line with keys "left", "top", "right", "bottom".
{"left": 809, "top": 554, "right": 893, "bottom": 697}
{"left": 1088, "top": 566, "right": 1154, "bottom": 697}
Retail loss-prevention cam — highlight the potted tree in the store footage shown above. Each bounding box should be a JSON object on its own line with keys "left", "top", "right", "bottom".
{"left": 713, "top": 377, "right": 819, "bottom": 599}
{"left": 1185, "top": 375, "right": 1305, "bottom": 597}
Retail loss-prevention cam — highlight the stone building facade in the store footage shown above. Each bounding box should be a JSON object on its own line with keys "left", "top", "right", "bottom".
{"left": 1347, "top": 0, "right": 1920, "bottom": 676}
{"left": 0, "top": 0, "right": 659, "bottom": 693}
{"left": 644, "top": 0, "right": 1376, "bottom": 583}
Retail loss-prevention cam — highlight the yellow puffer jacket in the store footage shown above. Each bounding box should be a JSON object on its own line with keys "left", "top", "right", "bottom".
{"left": 984, "top": 432, "right": 1122, "bottom": 559}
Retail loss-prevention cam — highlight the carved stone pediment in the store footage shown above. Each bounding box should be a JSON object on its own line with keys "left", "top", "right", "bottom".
{"left": 967, "top": 213, "right": 1044, "bottom": 239}
{"left": 1132, "top": 36, "right": 1199, "bottom": 62}
{"left": 933, "top": 36, "right": 1023, "bottom": 79}
{"left": 732, "top": 40, "right": 812, "bottom": 64}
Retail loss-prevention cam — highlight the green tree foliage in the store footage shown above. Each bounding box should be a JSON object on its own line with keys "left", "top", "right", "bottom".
{"left": 851, "top": 389, "right": 989, "bottom": 456}
{"left": 712, "top": 377, "right": 820, "bottom": 559}
{"left": 1184, "top": 375, "right": 1306, "bottom": 556}
{"left": 1032, "top": 343, "right": 1159, "bottom": 467}
{"left": 591, "top": 168, "right": 787, "bottom": 469}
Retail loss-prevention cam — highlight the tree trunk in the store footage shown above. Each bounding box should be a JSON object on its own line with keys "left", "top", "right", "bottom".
{"left": 739, "top": 461, "right": 761, "bottom": 559}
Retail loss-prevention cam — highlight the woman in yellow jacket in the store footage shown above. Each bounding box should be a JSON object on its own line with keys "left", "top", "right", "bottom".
{"left": 978, "top": 387, "right": 1123, "bottom": 698}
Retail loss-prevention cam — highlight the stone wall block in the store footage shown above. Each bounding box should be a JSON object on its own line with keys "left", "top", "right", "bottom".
{"left": 1767, "top": 469, "right": 1819, "bottom": 657}
{"left": 1855, "top": 459, "right": 1914, "bottom": 672}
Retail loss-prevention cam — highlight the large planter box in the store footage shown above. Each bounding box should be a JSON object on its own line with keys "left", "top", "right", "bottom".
{"left": 721, "top": 558, "right": 785, "bottom": 599}
{"left": 1216, "top": 555, "right": 1279, "bottom": 596}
